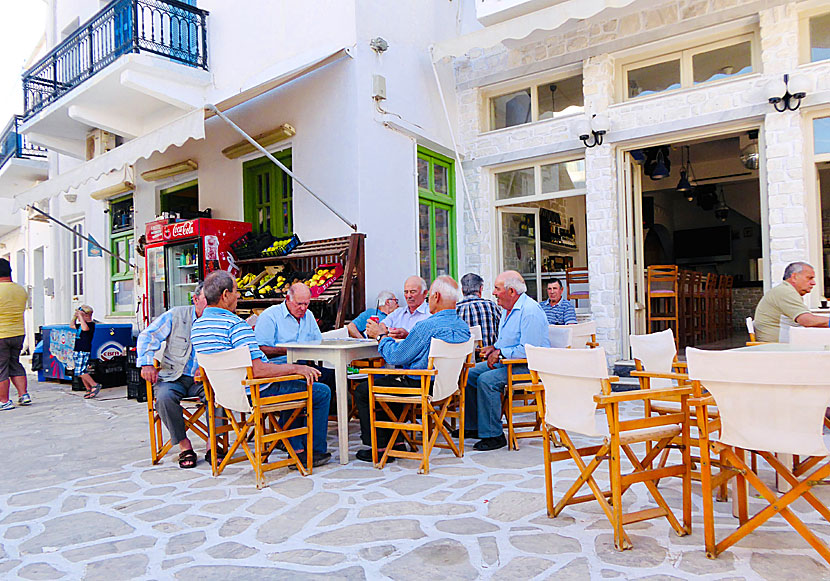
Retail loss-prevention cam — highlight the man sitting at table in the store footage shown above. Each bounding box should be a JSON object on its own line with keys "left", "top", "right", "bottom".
{"left": 539, "top": 278, "right": 577, "bottom": 325}
{"left": 347, "top": 290, "right": 399, "bottom": 338}
{"left": 191, "top": 271, "right": 331, "bottom": 468}
{"left": 356, "top": 275, "right": 470, "bottom": 463}
{"left": 754, "top": 261, "right": 830, "bottom": 342}
{"left": 465, "top": 270, "right": 550, "bottom": 451}
{"left": 456, "top": 273, "right": 501, "bottom": 347}
{"left": 367, "top": 276, "right": 430, "bottom": 339}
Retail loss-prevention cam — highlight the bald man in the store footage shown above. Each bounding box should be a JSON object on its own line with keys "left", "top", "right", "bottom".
{"left": 366, "top": 276, "right": 431, "bottom": 340}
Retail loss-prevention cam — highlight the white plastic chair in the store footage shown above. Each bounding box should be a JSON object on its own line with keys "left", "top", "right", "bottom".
{"left": 686, "top": 348, "right": 830, "bottom": 565}
{"left": 527, "top": 344, "right": 691, "bottom": 551}
{"left": 196, "top": 346, "right": 313, "bottom": 486}
{"left": 364, "top": 337, "right": 475, "bottom": 472}
{"left": 789, "top": 326, "right": 830, "bottom": 347}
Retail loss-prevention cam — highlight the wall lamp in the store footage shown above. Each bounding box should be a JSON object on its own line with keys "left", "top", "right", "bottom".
{"left": 767, "top": 73, "right": 810, "bottom": 112}
{"left": 576, "top": 113, "right": 610, "bottom": 148}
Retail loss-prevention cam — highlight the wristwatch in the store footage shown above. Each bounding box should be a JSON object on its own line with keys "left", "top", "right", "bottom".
{"left": 377, "top": 333, "right": 387, "bottom": 340}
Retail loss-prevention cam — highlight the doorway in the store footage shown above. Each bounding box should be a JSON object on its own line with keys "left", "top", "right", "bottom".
{"left": 623, "top": 130, "right": 765, "bottom": 351}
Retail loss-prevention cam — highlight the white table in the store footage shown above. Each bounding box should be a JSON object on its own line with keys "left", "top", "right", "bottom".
{"left": 276, "top": 339, "right": 380, "bottom": 464}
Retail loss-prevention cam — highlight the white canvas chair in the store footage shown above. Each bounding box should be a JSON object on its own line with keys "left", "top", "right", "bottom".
{"left": 745, "top": 317, "right": 762, "bottom": 345}
{"left": 789, "top": 326, "right": 830, "bottom": 347}
{"left": 548, "top": 325, "right": 573, "bottom": 348}
{"left": 528, "top": 345, "right": 692, "bottom": 551}
{"left": 687, "top": 348, "right": 830, "bottom": 565}
{"left": 197, "top": 346, "right": 313, "bottom": 488}
{"left": 469, "top": 325, "right": 483, "bottom": 347}
{"left": 321, "top": 327, "right": 349, "bottom": 339}
{"left": 568, "top": 320, "right": 599, "bottom": 349}
{"left": 364, "top": 338, "right": 474, "bottom": 473}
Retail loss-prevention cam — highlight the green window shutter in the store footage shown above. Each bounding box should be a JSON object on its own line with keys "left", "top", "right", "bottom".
{"left": 416, "top": 148, "right": 456, "bottom": 281}
{"left": 243, "top": 151, "right": 293, "bottom": 237}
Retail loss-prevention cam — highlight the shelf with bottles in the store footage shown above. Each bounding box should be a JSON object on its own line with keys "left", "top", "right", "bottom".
{"left": 177, "top": 263, "right": 198, "bottom": 269}
{"left": 175, "top": 282, "right": 198, "bottom": 287}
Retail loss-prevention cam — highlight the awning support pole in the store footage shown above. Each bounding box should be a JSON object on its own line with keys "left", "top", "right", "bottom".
{"left": 205, "top": 104, "right": 357, "bottom": 231}
{"left": 26, "top": 204, "right": 135, "bottom": 269}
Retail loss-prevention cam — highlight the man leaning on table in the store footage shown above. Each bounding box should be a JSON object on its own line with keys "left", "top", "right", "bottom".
{"left": 347, "top": 290, "right": 399, "bottom": 338}
{"left": 366, "top": 276, "right": 430, "bottom": 340}
{"left": 465, "top": 270, "right": 550, "bottom": 451}
{"left": 191, "top": 271, "right": 332, "bottom": 468}
{"left": 754, "top": 261, "right": 830, "bottom": 343}
{"left": 356, "top": 276, "right": 470, "bottom": 462}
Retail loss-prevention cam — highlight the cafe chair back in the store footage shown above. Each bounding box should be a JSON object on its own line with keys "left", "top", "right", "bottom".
{"left": 569, "top": 320, "right": 599, "bottom": 349}
{"left": 469, "top": 324, "right": 483, "bottom": 347}
{"left": 197, "top": 346, "right": 314, "bottom": 487}
{"left": 548, "top": 325, "right": 573, "bottom": 348}
{"left": 789, "top": 326, "right": 830, "bottom": 348}
{"left": 365, "top": 338, "right": 474, "bottom": 473}
{"left": 687, "top": 348, "right": 830, "bottom": 565}
{"left": 528, "top": 344, "right": 692, "bottom": 551}
{"left": 321, "top": 327, "right": 349, "bottom": 339}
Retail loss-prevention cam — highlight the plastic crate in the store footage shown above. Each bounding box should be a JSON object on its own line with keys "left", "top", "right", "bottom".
{"left": 93, "top": 356, "right": 127, "bottom": 388}
{"left": 126, "top": 347, "right": 137, "bottom": 367}
{"left": 126, "top": 366, "right": 142, "bottom": 400}
{"left": 233, "top": 232, "right": 277, "bottom": 259}
{"left": 261, "top": 233, "right": 300, "bottom": 257}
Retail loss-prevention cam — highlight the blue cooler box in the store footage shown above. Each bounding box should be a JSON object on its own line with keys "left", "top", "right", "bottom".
{"left": 42, "top": 324, "right": 133, "bottom": 381}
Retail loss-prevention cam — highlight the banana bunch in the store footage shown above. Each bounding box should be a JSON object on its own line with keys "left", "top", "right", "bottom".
{"left": 236, "top": 273, "right": 257, "bottom": 288}
{"left": 262, "top": 238, "right": 294, "bottom": 257}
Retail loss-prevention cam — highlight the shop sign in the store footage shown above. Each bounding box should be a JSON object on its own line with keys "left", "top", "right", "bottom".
{"left": 163, "top": 220, "right": 197, "bottom": 241}
{"left": 97, "top": 341, "right": 125, "bottom": 361}
{"left": 145, "top": 219, "right": 167, "bottom": 244}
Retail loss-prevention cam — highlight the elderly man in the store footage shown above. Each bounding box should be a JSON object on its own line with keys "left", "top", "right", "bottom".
{"left": 357, "top": 276, "right": 470, "bottom": 462}
{"left": 367, "top": 276, "right": 430, "bottom": 340}
{"left": 191, "top": 271, "right": 331, "bottom": 467}
{"left": 456, "top": 273, "right": 501, "bottom": 347}
{"left": 0, "top": 258, "right": 29, "bottom": 410}
{"left": 540, "top": 278, "right": 577, "bottom": 325}
{"left": 465, "top": 271, "right": 550, "bottom": 451}
{"left": 754, "top": 262, "right": 830, "bottom": 342}
{"left": 137, "top": 282, "right": 208, "bottom": 468}
{"left": 347, "top": 290, "right": 399, "bottom": 338}
{"left": 255, "top": 283, "right": 322, "bottom": 363}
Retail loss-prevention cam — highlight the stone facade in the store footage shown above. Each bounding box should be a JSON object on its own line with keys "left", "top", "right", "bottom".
{"left": 451, "top": 0, "right": 830, "bottom": 359}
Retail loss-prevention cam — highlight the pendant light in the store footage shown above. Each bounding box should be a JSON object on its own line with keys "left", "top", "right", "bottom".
{"left": 649, "top": 146, "right": 670, "bottom": 180}
{"left": 677, "top": 145, "right": 696, "bottom": 202}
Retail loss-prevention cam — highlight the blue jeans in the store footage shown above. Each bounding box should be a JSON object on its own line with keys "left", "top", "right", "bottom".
{"left": 465, "top": 361, "right": 529, "bottom": 438}
{"left": 260, "top": 380, "right": 330, "bottom": 454}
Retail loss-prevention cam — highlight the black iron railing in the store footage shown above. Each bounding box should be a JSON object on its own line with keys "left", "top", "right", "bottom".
{"left": 0, "top": 115, "right": 48, "bottom": 172}
{"left": 22, "top": 0, "right": 208, "bottom": 119}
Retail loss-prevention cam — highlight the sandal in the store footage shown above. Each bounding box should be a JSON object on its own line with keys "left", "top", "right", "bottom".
{"left": 178, "top": 449, "right": 197, "bottom": 469}
{"left": 84, "top": 384, "right": 102, "bottom": 399}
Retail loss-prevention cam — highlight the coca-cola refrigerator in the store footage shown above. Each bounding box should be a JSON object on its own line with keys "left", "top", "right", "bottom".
{"left": 144, "top": 218, "right": 251, "bottom": 321}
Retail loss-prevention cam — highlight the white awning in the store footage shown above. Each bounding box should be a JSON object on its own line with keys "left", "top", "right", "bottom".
{"left": 431, "top": 0, "right": 640, "bottom": 61}
{"left": 210, "top": 46, "right": 353, "bottom": 114}
{"left": 13, "top": 107, "right": 205, "bottom": 210}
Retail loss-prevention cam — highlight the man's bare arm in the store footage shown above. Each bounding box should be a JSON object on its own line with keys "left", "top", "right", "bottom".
{"left": 251, "top": 358, "right": 320, "bottom": 382}
{"left": 347, "top": 322, "right": 362, "bottom": 338}
{"left": 259, "top": 345, "right": 287, "bottom": 357}
{"left": 795, "top": 312, "right": 830, "bottom": 328}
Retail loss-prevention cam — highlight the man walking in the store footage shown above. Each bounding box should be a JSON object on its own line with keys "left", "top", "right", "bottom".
{"left": 0, "top": 259, "right": 30, "bottom": 410}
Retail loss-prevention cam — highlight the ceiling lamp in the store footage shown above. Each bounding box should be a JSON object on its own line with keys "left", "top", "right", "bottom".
{"left": 676, "top": 145, "right": 696, "bottom": 200}
{"left": 647, "top": 146, "right": 671, "bottom": 180}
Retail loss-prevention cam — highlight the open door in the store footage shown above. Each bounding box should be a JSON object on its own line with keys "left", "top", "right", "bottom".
{"left": 621, "top": 154, "right": 646, "bottom": 356}
{"left": 498, "top": 207, "right": 541, "bottom": 300}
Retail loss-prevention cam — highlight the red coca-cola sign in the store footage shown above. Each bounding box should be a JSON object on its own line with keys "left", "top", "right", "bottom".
{"left": 163, "top": 220, "right": 197, "bottom": 241}
{"left": 145, "top": 219, "right": 167, "bottom": 244}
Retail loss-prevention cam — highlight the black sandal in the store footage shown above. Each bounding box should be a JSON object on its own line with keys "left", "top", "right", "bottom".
{"left": 178, "top": 449, "right": 197, "bottom": 469}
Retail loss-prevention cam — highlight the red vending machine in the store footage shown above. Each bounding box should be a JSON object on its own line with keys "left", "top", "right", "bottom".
{"left": 144, "top": 218, "right": 251, "bottom": 321}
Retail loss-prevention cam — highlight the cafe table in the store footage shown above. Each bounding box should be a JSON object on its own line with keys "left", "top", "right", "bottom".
{"left": 275, "top": 338, "right": 380, "bottom": 464}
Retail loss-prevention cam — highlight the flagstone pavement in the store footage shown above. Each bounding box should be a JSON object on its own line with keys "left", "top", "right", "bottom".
{"left": 2, "top": 377, "right": 830, "bottom": 580}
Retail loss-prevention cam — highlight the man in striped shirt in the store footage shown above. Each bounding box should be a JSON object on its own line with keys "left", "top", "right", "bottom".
{"left": 191, "top": 271, "right": 332, "bottom": 468}
{"left": 356, "top": 276, "right": 471, "bottom": 463}
{"left": 456, "top": 273, "right": 501, "bottom": 347}
{"left": 539, "top": 279, "right": 577, "bottom": 325}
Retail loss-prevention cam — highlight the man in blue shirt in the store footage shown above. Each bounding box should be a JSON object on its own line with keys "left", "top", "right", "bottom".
{"left": 465, "top": 271, "right": 550, "bottom": 451}
{"left": 367, "top": 276, "right": 430, "bottom": 339}
{"left": 255, "top": 283, "right": 322, "bottom": 364}
{"left": 539, "top": 279, "right": 577, "bottom": 325}
{"left": 356, "top": 276, "right": 471, "bottom": 463}
{"left": 192, "top": 272, "right": 332, "bottom": 468}
{"left": 347, "top": 290, "right": 398, "bottom": 338}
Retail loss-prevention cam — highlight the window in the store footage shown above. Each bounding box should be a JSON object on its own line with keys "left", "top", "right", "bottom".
{"left": 488, "top": 73, "right": 583, "bottom": 131}
{"left": 160, "top": 179, "right": 199, "bottom": 217}
{"left": 417, "top": 148, "right": 456, "bottom": 282}
{"left": 109, "top": 196, "right": 134, "bottom": 315}
{"left": 70, "top": 220, "right": 84, "bottom": 299}
{"left": 623, "top": 34, "right": 755, "bottom": 100}
{"left": 808, "top": 13, "right": 830, "bottom": 62}
{"left": 495, "top": 158, "right": 585, "bottom": 203}
{"left": 816, "top": 117, "right": 830, "bottom": 156}
{"left": 243, "top": 150, "right": 292, "bottom": 237}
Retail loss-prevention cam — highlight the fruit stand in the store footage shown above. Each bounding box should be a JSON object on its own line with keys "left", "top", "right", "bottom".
{"left": 233, "top": 233, "right": 365, "bottom": 330}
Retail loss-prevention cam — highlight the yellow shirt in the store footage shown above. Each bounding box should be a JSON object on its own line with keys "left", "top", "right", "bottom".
{"left": 0, "top": 282, "right": 28, "bottom": 339}
{"left": 753, "top": 281, "right": 809, "bottom": 343}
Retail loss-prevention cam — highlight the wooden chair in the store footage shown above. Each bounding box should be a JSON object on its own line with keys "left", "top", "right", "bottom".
{"left": 646, "top": 265, "right": 679, "bottom": 339}
{"left": 502, "top": 355, "right": 545, "bottom": 451}
{"left": 567, "top": 320, "right": 599, "bottom": 349}
{"left": 678, "top": 270, "right": 695, "bottom": 348}
{"left": 565, "top": 267, "right": 589, "bottom": 309}
{"left": 692, "top": 272, "right": 707, "bottom": 345}
{"left": 197, "top": 346, "right": 314, "bottom": 488}
{"left": 365, "top": 338, "right": 474, "bottom": 472}
{"left": 744, "top": 317, "right": 767, "bottom": 346}
{"left": 146, "top": 347, "right": 209, "bottom": 465}
{"left": 720, "top": 275, "right": 733, "bottom": 340}
{"left": 548, "top": 325, "right": 573, "bottom": 348}
{"left": 528, "top": 345, "right": 692, "bottom": 551}
{"left": 687, "top": 348, "right": 830, "bottom": 566}
{"left": 702, "top": 273, "right": 718, "bottom": 343}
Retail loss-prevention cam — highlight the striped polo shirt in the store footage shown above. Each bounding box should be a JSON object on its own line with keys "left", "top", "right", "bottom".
{"left": 191, "top": 306, "right": 267, "bottom": 363}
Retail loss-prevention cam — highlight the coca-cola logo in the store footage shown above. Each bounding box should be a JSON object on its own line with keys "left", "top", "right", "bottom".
{"left": 97, "top": 341, "right": 124, "bottom": 361}
{"left": 164, "top": 220, "right": 196, "bottom": 240}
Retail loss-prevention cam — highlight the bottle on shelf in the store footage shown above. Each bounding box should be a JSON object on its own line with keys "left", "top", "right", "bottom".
{"left": 528, "top": 217, "right": 535, "bottom": 238}
{"left": 568, "top": 217, "right": 575, "bottom": 237}
{"left": 519, "top": 216, "right": 528, "bottom": 237}
{"left": 178, "top": 252, "right": 185, "bottom": 266}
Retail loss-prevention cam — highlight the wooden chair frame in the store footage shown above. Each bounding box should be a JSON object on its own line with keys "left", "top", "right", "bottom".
{"left": 201, "top": 364, "right": 314, "bottom": 488}
{"left": 540, "top": 375, "right": 693, "bottom": 551}
{"left": 502, "top": 358, "right": 544, "bottom": 451}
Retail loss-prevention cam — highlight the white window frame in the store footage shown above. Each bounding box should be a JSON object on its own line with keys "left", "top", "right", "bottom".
{"left": 618, "top": 30, "right": 758, "bottom": 102}
{"left": 70, "top": 219, "right": 85, "bottom": 301}
{"left": 805, "top": 109, "right": 830, "bottom": 303}
{"left": 481, "top": 65, "right": 584, "bottom": 133}
{"left": 799, "top": 8, "right": 830, "bottom": 64}
{"left": 492, "top": 155, "right": 587, "bottom": 207}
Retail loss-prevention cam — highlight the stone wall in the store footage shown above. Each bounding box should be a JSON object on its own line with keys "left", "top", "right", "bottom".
{"left": 732, "top": 286, "right": 764, "bottom": 332}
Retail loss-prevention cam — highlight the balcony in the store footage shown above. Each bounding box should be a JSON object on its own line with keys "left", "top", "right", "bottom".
{"left": 0, "top": 116, "right": 48, "bottom": 200}
{"left": 20, "top": 0, "right": 211, "bottom": 158}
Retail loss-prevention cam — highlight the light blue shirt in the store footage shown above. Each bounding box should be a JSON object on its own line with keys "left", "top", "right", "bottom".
{"left": 495, "top": 292, "right": 551, "bottom": 359}
{"left": 136, "top": 306, "right": 199, "bottom": 376}
{"left": 382, "top": 301, "right": 431, "bottom": 332}
{"left": 254, "top": 302, "right": 322, "bottom": 364}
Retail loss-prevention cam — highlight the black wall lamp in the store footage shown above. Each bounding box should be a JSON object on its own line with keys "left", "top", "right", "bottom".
{"left": 576, "top": 113, "right": 610, "bottom": 148}
{"left": 767, "top": 73, "right": 810, "bottom": 112}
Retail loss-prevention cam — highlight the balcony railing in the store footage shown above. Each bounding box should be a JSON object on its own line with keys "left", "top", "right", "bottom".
{"left": 22, "top": 0, "right": 208, "bottom": 119}
{"left": 0, "top": 115, "right": 48, "bottom": 172}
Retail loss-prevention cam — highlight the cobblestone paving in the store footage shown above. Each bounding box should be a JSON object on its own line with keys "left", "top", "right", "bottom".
{"left": 2, "top": 378, "right": 830, "bottom": 580}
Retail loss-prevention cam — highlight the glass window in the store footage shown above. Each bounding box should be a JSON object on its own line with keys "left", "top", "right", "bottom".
{"left": 434, "top": 206, "right": 450, "bottom": 277}
{"left": 815, "top": 117, "right": 830, "bottom": 155}
{"left": 243, "top": 151, "right": 292, "bottom": 237}
{"left": 418, "top": 203, "right": 432, "bottom": 281}
{"left": 491, "top": 88, "right": 531, "bottom": 130}
{"left": 417, "top": 157, "right": 429, "bottom": 190}
{"left": 160, "top": 179, "right": 199, "bottom": 217}
{"left": 113, "top": 279, "right": 135, "bottom": 313}
{"left": 693, "top": 41, "right": 752, "bottom": 84}
{"left": 496, "top": 168, "right": 535, "bottom": 200}
{"left": 810, "top": 13, "right": 830, "bottom": 62}
{"left": 417, "top": 149, "right": 456, "bottom": 281}
{"left": 627, "top": 59, "right": 681, "bottom": 98}
{"left": 110, "top": 195, "right": 135, "bottom": 314}
{"left": 71, "top": 222, "right": 84, "bottom": 298}
{"left": 538, "top": 74, "right": 583, "bottom": 120}
{"left": 434, "top": 164, "right": 448, "bottom": 195}
{"left": 541, "top": 160, "right": 586, "bottom": 193}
